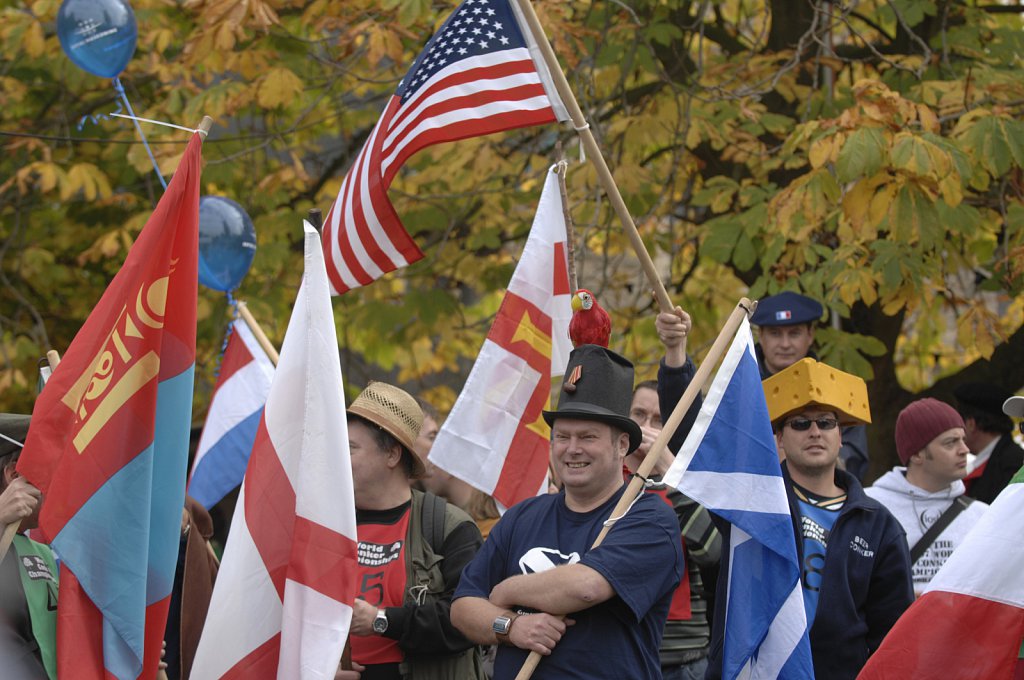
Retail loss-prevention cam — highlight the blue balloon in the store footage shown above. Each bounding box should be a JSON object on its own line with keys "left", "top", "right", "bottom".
{"left": 57, "top": 0, "right": 137, "bottom": 78}
{"left": 198, "top": 197, "right": 257, "bottom": 292}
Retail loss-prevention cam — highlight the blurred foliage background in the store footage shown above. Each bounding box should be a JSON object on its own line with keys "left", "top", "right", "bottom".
{"left": 3, "top": 0, "right": 1024, "bottom": 478}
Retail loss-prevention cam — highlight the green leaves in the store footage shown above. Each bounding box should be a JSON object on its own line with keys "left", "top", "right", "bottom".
{"left": 836, "top": 128, "right": 886, "bottom": 183}
{"left": 955, "top": 113, "right": 1024, "bottom": 178}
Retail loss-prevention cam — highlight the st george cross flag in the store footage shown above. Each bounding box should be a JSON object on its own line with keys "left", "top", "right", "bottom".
{"left": 191, "top": 221, "right": 358, "bottom": 679}
{"left": 857, "top": 465, "right": 1024, "bottom": 680}
{"left": 188, "top": 319, "right": 276, "bottom": 509}
{"left": 662, "top": 318, "right": 815, "bottom": 680}
{"left": 17, "top": 132, "right": 203, "bottom": 680}
{"left": 429, "top": 166, "right": 572, "bottom": 509}
{"left": 323, "top": 0, "right": 569, "bottom": 294}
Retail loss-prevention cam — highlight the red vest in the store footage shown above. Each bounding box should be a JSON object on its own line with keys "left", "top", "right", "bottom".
{"left": 350, "top": 510, "right": 411, "bottom": 665}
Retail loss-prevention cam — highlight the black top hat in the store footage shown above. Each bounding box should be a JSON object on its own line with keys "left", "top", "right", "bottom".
{"left": 542, "top": 345, "right": 643, "bottom": 452}
{"left": 954, "top": 382, "right": 1014, "bottom": 417}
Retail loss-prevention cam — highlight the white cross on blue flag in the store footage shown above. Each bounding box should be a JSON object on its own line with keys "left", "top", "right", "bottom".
{"left": 663, "top": 317, "right": 815, "bottom": 680}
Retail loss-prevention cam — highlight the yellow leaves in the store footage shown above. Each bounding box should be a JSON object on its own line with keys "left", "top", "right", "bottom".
{"left": 3, "top": 161, "right": 64, "bottom": 196}
{"left": 809, "top": 133, "right": 844, "bottom": 169}
{"left": 64, "top": 164, "right": 112, "bottom": 201}
{"left": 916, "top": 103, "right": 940, "bottom": 134}
{"left": 257, "top": 67, "right": 303, "bottom": 109}
{"left": 78, "top": 228, "right": 134, "bottom": 265}
{"left": 957, "top": 303, "right": 1005, "bottom": 360}
{"left": 834, "top": 267, "right": 878, "bottom": 307}
{"left": 364, "top": 22, "right": 405, "bottom": 67}
{"left": 22, "top": 19, "right": 45, "bottom": 57}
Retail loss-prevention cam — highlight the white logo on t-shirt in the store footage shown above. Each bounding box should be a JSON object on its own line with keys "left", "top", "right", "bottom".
{"left": 518, "top": 547, "right": 581, "bottom": 574}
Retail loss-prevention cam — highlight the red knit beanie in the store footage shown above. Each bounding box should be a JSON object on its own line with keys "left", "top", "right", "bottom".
{"left": 895, "top": 398, "right": 965, "bottom": 464}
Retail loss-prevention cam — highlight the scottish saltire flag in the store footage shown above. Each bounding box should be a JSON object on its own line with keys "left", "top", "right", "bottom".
{"left": 192, "top": 221, "right": 358, "bottom": 679}
{"left": 323, "top": 0, "right": 569, "bottom": 294}
{"left": 17, "top": 132, "right": 203, "bottom": 680}
{"left": 663, "top": 318, "right": 814, "bottom": 680}
{"left": 429, "top": 166, "right": 572, "bottom": 509}
{"left": 188, "top": 319, "right": 275, "bottom": 509}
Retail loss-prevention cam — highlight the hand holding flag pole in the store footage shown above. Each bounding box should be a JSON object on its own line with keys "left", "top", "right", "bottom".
{"left": 513, "top": 297, "right": 757, "bottom": 680}
{"left": 512, "top": 0, "right": 675, "bottom": 314}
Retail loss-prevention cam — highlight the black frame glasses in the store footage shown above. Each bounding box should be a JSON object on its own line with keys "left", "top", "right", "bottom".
{"left": 784, "top": 417, "right": 840, "bottom": 432}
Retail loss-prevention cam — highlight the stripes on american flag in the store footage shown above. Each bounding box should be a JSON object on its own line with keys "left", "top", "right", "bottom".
{"left": 323, "top": 0, "right": 568, "bottom": 295}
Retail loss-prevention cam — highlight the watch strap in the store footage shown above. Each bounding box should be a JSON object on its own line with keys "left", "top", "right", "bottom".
{"left": 494, "top": 611, "right": 519, "bottom": 646}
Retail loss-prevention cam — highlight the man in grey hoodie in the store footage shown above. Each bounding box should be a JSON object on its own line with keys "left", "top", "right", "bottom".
{"left": 865, "top": 398, "right": 988, "bottom": 596}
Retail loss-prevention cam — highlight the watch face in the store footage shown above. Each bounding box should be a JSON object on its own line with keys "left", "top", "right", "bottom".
{"left": 492, "top": 615, "right": 512, "bottom": 635}
{"left": 373, "top": 612, "right": 388, "bottom": 633}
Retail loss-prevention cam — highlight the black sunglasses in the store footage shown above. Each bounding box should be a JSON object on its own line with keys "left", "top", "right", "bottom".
{"left": 1019, "top": 421, "right": 1024, "bottom": 436}
{"left": 785, "top": 417, "right": 840, "bottom": 431}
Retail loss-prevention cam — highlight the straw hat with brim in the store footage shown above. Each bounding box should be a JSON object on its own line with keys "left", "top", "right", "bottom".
{"left": 347, "top": 382, "right": 426, "bottom": 479}
{"left": 542, "top": 344, "right": 643, "bottom": 453}
{"left": 0, "top": 414, "right": 31, "bottom": 460}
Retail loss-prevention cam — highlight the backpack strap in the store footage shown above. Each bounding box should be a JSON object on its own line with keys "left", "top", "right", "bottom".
{"left": 420, "top": 491, "right": 447, "bottom": 554}
{"left": 909, "top": 496, "right": 974, "bottom": 565}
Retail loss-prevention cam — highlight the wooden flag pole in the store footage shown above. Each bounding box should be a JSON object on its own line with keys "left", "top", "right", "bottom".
{"left": 237, "top": 302, "right": 280, "bottom": 367}
{"left": 554, "top": 161, "right": 579, "bottom": 293}
{"left": 197, "top": 115, "right": 213, "bottom": 138}
{"left": 513, "top": 0, "right": 674, "bottom": 314}
{"left": 0, "top": 349, "right": 62, "bottom": 563}
{"left": 513, "top": 298, "right": 756, "bottom": 680}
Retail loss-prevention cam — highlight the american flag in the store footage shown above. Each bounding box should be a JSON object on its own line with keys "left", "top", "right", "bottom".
{"left": 323, "top": 0, "right": 568, "bottom": 294}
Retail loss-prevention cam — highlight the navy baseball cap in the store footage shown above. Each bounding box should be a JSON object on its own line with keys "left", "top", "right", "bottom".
{"left": 751, "top": 291, "right": 823, "bottom": 327}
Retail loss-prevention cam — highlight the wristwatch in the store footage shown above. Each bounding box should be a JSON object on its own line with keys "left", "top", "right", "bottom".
{"left": 492, "top": 611, "right": 519, "bottom": 646}
{"left": 372, "top": 609, "right": 389, "bottom": 634}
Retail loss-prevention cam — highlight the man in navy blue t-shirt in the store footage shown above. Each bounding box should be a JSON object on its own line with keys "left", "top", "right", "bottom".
{"left": 451, "top": 345, "right": 684, "bottom": 680}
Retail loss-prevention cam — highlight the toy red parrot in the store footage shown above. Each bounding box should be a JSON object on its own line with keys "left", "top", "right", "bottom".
{"left": 568, "top": 288, "right": 612, "bottom": 348}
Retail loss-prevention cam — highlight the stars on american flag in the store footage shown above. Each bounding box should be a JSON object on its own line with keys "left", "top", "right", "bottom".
{"left": 397, "top": 0, "right": 527, "bottom": 101}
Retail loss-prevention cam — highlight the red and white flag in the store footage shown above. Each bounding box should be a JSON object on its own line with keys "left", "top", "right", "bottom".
{"left": 323, "top": 0, "right": 568, "bottom": 294}
{"left": 429, "top": 166, "right": 572, "bottom": 509}
{"left": 192, "top": 221, "right": 358, "bottom": 679}
{"left": 857, "top": 465, "right": 1024, "bottom": 680}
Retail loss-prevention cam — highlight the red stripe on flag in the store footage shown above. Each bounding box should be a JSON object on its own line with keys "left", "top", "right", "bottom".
{"left": 858, "top": 590, "right": 1024, "bottom": 679}
{"left": 386, "top": 57, "right": 547, "bottom": 135}
{"left": 289, "top": 517, "right": 359, "bottom": 604}
{"left": 382, "top": 106, "right": 556, "bottom": 186}
{"left": 553, "top": 241, "right": 570, "bottom": 295}
{"left": 488, "top": 293, "right": 553, "bottom": 374}
{"left": 365, "top": 98, "right": 423, "bottom": 269}
{"left": 56, "top": 566, "right": 106, "bottom": 680}
{"left": 321, "top": 200, "right": 350, "bottom": 295}
{"left": 214, "top": 327, "right": 254, "bottom": 387}
{"left": 491, "top": 382, "right": 552, "bottom": 507}
{"left": 220, "top": 633, "right": 282, "bottom": 679}
{"left": 336, "top": 145, "right": 377, "bottom": 287}
{"left": 244, "top": 417, "right": 297, "bottom": 600}
{"left": 382, "top": 81, "right": 554, "bottom": 162}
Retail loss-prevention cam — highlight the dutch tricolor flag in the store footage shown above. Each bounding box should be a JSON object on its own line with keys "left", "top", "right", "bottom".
{"left": 189, "top": 319, "right": 275, "bottom": 509}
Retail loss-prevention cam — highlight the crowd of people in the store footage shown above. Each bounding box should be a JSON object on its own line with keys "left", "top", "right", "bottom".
{"left": 2, "top": 290, "right": 1023, "bottom": 679}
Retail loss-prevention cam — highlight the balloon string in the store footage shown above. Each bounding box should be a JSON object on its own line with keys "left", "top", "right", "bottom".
{"left": 113, "top": 77, "right": 167, "bottom": 191}
{"left": 77, "top": 99, "right": 124, "bottom": 131}
{"left": 212, "top": 294, "right": 240, "bottom": 383}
